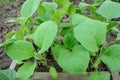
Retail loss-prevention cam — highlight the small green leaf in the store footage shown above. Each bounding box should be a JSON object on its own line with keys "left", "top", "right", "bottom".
{"left": 8, "top": 17, "right": 25, "bottom": 25}
{"left": 0, "top": 69, "right": 16, "bottom": 80}
{"left": 49, "top": 67, "right": 58, "bottom": 80}
{"left": 21, "top": 0, "right": 42, "bottom": 18}
{"left": 88, "top": 72, "right": 110, "bottom": 80}
{"left": 37, "top": 5, "right": 46, "bottom": 14}
{"left": 17, "top": 62, "right": 36, "bottom": 80}
{"left": 93, "top": 0, "right": 104, "bottom": 6}
{"left": 78, "top": 2, "right": 88, "bottom": 10}
{"left": 101, "top": 44, "right": 120, "bottom": 72}
{"left": 6, "top": 40, "right": 34, "bottom": 61}
{"left": 56, "top": 0, "right": 70, "bottom": 7}
{"left": 59, "top": 22, "right": 72, "bottom": 29}
{"left": 63, "top": 33, "right": 77, "bottom": 48}
{"left": 0, "top": 72, "right": 9, "bottom": 80}
{"left": 38, "top": 13, "right": 51, "bottom": 21}
{"left": 96, "top": 0, "right": 120, "bottom": 20}
{"left": 51, "top": 3, "right": 70, "bottom": 24}
{"left": 52, "top": 44, "right": 64, "bottom": 61}
{"left": 34, "top": 21, "right": 58, "bottom": 54}
{"left": 107, "top": 21, "right": 120, "bottom": 31}
{"left": 61, "top": 27, "right": 72, "bottom": 36}
{"left": 16, "top": 25, "right": 25, "bottom": 40}
{"left": 116, "top": 33, "right": 120, "bottom": 40}
{"left": 5, "top": 30, "right": 16, "bottom": 40}
{"left": 67, "top": 4, "right": 76, "bottom": 17}
{"left": 42, "top": 2, "right": 57, "bottom": 13}
{"left": 0, "top": 39, "right": 17, "bottom": 47}
{"left": 74, "top": 14, "right": 108, "bottom": 52}
{"left": 53, "top": 45, "right": 90, "bottom": 74}
{"left": 78, "top": 2, "right": 97, "bottom": 14}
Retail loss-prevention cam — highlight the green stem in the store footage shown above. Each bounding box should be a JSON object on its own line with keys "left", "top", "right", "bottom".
{"left": 93, "top": 47, "right": 104, "bottom": 70}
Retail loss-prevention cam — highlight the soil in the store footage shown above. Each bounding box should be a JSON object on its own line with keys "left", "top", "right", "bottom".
{"left": 0, "top": 0, "right": 119, "bottom": 74}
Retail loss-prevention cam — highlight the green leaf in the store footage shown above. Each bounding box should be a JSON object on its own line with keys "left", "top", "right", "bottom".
{"left": 6, "top": 40, "right": 34, "bottom": 61}
{"left": 0, "top": 69, "right": 16, "bottom": 80}
{"left": 67, "top": 4, "right": 76, "bottom": 17}
{"left": 96, "top": 0, "right": 120, "bottom": 20}
{"left": 42, "top": 2, "right": 57, "bottom": 13}
{"left": 49, "top": 67, "right": 58, "bottom": 80}
{"left": 16, "top": 25, "right": 25, "bottom": 40}
{"left": 78, "top": 2, "right": 97, "bottom": 14}
{"left": 56, "top": 0, "right": 70, "bottom": 7}
{"left": 0, "top": 39, "right": 17, "bottom": 47}
{"left": 21, "top": 0, "right": 42, "bottom": 18}
{"left": 51, "top": 3, "right": 70, "bottom": 24}
{"left": 5, "top": 30, "right": 16, "bottom": 40}
{"left": 8, "top": 17, "right": 25, "bottom": 25}
{"left": 88, "top": 5, "right": 97, "bottom": 14}
{"left": 37, "top": 5, "right": 46, "bottom": 14}
{"left": 93, "top": 0, "right": 104, "bottom": 6}
{"left": 53, "top": 45, "right": 90, "bottom": 74}
{"left": 63, "top": 33, "right": 77, "bottom": 48}
{"left": 52, "top": 44, "right": 64, "bottom": 61}
{"left": 107, "top": 21, "right": 120, "bottom": 31}
{"left": 61, "top": 27, "right": 72, "bottom": 36}
{"left": 34, "top": 21, "right": 58, "bottom": 54}
{"left": 17, "top": 62, "right": 36, "bottom": 80}
{"left": 78, "top": 2, "right": 88, "bottom": 10}
{"left": 72, "top": 14, "right": 87, "bottom": 26}
{"left": 101, "top": 44, "right": 120, "bottom": 72}
{"left": 116, "top": 33, "right": 120, "bottom": 40}
{"left": 74, "top": 14, "right": 108, "bottom": 52}
{"left": 38, "top": 13, "right": 51, "bottom": 21}
{"left": 88, "top": 72, "right": 110, "bottom": 80}
{"left": 59, "top": 22, "right": 72, "bottom": 29}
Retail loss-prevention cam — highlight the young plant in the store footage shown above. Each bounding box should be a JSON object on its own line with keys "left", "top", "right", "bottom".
{"left": 0, "top": 0, "right": 120, "bottom": 80}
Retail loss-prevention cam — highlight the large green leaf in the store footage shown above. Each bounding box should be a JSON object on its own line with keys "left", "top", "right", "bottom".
{"left": 53, "top": 45, "right": 90, "bottom": 74}
{"left": 0, "top": 69, "right": 16, "bottom": 80}
{"left": 74, "top": 14, "right": 108, "bottom": 52}
{"left": 17, "top": 62, "right": 36, "bottom": 80}
{"left": 101, "top": 44, "right": 120, "bottom": 72}
{"left": 6, "top": 40, "right": 34, "bottom": 61}
{"left": 88, "top": 72, "right": 110, "bottom": 80}
{"left": 21, "top": 0, "right": 42, "bottom": 18}
{"left": 34, "top": 21, "right": 58, "bottom": 54}
{"left": 96, "top": 0, "right": 120, "bottom": 20}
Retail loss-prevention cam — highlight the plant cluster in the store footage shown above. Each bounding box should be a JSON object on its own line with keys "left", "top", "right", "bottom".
{"left": 0, "top": 0, "right": 120, "bottom": 80}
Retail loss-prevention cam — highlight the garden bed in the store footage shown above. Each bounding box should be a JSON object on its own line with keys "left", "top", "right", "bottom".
{"left": 1, "top": 0, "right": 120, "bottom": 80}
